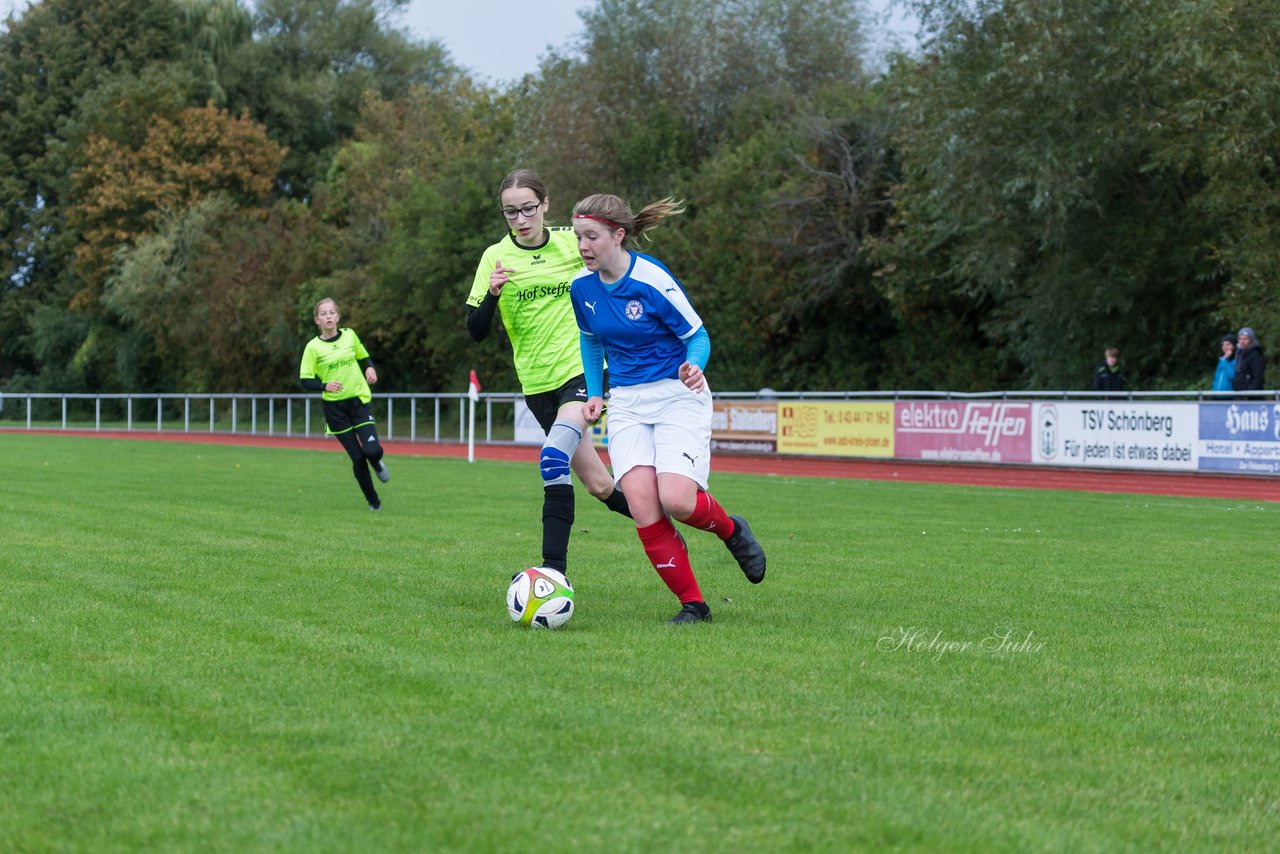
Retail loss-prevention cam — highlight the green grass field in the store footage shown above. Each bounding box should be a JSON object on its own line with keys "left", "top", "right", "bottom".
{"left": 1, "top": 433, "right": 1276, "bottom": 852}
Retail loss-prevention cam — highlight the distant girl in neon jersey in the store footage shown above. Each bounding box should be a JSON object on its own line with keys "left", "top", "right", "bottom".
{"left": 299, "top": 297, "right": 390, "bottom": 510}
{"left": 465, "top": 169, "right": 631, "bottom": 578}
{"left": 570, "top": 194, "right": 766, "bottom": 624}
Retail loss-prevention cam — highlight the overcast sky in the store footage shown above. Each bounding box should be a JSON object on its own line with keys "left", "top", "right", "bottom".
{"left": 1, "top": 0, "right": 919, "bottom": 85}
{"left": 401, "top": 0, "right": 920, "bottom": 85}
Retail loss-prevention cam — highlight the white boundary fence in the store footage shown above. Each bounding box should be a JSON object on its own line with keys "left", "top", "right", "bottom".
{"left": 0, "top": 392, "right": 525, "bottom": 444}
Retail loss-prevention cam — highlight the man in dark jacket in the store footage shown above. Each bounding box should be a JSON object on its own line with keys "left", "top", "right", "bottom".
{"left": 1092, "top": 347, "right": 1125, "bottom": 392}
{"left": 1231, "top": 327, "right": 1266, "bottom": 392}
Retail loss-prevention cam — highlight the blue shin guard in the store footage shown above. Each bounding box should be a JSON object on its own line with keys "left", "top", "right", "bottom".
{"left": 540, "top": 420, "right": 582, "bottom": 487}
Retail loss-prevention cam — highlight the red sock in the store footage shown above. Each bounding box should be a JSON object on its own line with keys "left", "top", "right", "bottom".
{"left": 677, "top": 490, "right": 734, "bottom": 542}
{"left": 637, "top": 518, "right": 703, "bottom": 604}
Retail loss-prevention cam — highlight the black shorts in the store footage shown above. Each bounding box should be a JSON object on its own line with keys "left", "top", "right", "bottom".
{"left": 524, "top": 372, "right": 609, "bottom": 434}
{"left": 323, "top": 397, "right": 376, "bottom": 435}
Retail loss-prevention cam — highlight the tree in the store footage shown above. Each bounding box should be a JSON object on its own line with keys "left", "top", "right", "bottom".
{"left": 178, "top": 0, "right": 256, "bottom": 105}
{"left": 105, "top": 195, "right": 341, "bottom": 391}
{"left": 1154, "top": 0, "right": 1280, "bottom": 340}
{"left": 68, "top": 103, "right": 286, "bottom": 308}
{"left": 512, "top": 0, "right": 888, "bottom": 392}
{"left": 1, "top": 0, "right": 457, "bottom": 389}
{"left": 661, "top": 85, "right": 902, "bottom": 391}
{"left": 219, "top": 0, "right": 456, "bottom": 196}
{"left": 0, "top": 0, "right": 190, "bottom": 386}
{"left": 521, "top": 0, "right": 868, "bottom": 202}
{"left": 323, "top": 81, "right": 511, "bottom": 391}
{"left": 881, "top": 0, "right": 1233, "bottom": 389}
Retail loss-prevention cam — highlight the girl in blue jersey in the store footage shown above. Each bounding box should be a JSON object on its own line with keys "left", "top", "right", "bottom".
{"left": 299, "top": 297, "right": 390, "bottom": 510}
{"left": 570, "top": 194, "right": 766, "bottom": 624}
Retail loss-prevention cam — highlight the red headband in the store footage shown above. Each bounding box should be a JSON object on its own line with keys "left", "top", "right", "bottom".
{"left": 574, "top": 213, "right": 625, "bottom": 232}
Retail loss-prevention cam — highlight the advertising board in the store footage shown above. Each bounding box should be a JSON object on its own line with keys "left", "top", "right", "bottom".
{"left": 711, "top": 400, "right": 777, "bottom": 453}
{"left": 895, "top": 401, "right": 1031, "bottom": 463}
{"left": 1197, "top": 402, "right": 1280, "bottom": 475}
{"left": 777, "top": 402, "right": 894, "bottom": 457}
{"left": 1031, "top": 402, "right": 1198, "bottom": 470}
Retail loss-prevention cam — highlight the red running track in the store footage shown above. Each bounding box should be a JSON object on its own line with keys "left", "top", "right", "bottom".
{"left": 11, "top": 428, "right": 1280, "bottom": 503}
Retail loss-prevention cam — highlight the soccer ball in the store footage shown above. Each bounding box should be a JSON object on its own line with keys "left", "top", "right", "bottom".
{"left": 506, "top": 567, "right": 575, "bottom": 629}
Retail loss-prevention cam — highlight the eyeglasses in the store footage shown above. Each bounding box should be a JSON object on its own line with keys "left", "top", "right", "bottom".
{"left": 500, "top": 201, "right": 542, "bottom": 220}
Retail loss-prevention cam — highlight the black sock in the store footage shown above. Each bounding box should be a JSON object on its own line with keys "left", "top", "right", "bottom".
{"left": 542, "top": 484, "right": 574, "bottom": 572}
{"left": 337, "top": 429, "right": 379, "bottom": 504}
{"left": 602, "top": 488, "right": 632, "bottom": 519}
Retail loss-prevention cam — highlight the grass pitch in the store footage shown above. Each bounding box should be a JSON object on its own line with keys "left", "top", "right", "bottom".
{"left": 1, "top": 433, "right": 1276, "bottom": 851}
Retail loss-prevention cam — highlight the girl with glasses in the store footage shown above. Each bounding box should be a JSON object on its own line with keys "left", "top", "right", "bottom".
{"left": 465, "top": 169, "right": 632, "bottom": 579}
{"left": 570, "top": 194, "right": 766, "bottom": 624}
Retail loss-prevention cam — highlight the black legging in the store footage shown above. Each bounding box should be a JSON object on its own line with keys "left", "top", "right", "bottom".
{"left": 336, "top": 423, "right": 384, "bottom": 504}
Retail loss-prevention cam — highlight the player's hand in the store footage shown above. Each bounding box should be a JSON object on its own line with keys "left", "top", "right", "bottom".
{"left": 365, "top": 367, "right": 378, "bottom": 385}
{"left": 679, "top": 362, "right": 706, "bottom": 393}
{"left": 583, "top": 396, "right": 605, "bottom": 423}
{"left": 326, "top": 381, "right": 343, "bottom": 393}
{"left": 490, "top": 261, "right": 515, "bottom": 295}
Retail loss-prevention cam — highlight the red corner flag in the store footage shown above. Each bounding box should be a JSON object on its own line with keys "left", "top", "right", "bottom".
{"left": 468, "top": 369, "right": 481, "bottom": 403}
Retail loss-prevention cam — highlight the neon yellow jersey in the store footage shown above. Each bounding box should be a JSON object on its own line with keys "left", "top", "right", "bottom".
{"left": 467, "top": 227, "right": 585, "bottom": 395}
{"left": 299, "top": 328, "right": 373, "bottom": 404}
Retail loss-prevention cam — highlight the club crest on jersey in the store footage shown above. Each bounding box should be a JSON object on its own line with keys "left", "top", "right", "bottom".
{"left": 625, "top": 300, "right": 644, "bottom": 321}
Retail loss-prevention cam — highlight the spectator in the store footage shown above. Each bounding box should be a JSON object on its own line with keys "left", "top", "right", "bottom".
{"left": 1231, "top": 327, "right": 1266, "bottom": 392}
{"left": 1092, "top": 347, "right": 1126, "bottom": 392}
{"left": 1212, "top": 334, "right": 1237, "bottom": 392}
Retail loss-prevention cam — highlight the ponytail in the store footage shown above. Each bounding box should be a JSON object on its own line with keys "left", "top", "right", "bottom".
{"left": 572, "top": 194, "right": 686, "bottom": 246}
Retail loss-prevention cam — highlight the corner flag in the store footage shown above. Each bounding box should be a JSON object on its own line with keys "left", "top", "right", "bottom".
{"left": 468, "top": 370, "right": 481, "bottom": 403}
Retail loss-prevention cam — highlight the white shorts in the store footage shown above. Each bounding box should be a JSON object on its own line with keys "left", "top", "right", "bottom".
{"left": 606, "top": 378, "right": 712, "bottom": 489}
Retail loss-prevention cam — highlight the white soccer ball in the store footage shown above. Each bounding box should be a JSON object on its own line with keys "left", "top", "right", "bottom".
{"left": 506, "top": 567, "right": 575, "bottom": 629}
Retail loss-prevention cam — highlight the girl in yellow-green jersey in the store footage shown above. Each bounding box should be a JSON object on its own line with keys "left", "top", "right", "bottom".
{"left": 465, "top": 169, "right": 631, "bottom": 577}
{"left": 299, "top": 298, "right": 390, "bottom": 510}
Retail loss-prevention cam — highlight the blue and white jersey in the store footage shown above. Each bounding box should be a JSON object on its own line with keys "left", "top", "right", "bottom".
{"left": 571, "top": 252, "right": 703, "bottom": 387}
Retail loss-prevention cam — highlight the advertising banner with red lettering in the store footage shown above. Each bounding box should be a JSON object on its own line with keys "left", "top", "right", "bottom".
{"left": 894, "top": 401, "right": 1032, "bottom": 463}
